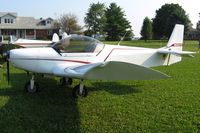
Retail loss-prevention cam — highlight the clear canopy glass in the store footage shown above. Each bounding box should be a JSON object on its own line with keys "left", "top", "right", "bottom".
{"left": 52, "top": 35, "right": 105, "bottom": 53}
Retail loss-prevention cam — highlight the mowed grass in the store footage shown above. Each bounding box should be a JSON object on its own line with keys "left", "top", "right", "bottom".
{"left": 0, "top": 40, "right": 200, "bottom": 132}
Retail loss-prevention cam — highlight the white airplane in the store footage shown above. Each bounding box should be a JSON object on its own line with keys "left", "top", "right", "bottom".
{"left": 4, "top": 24, "right": 195, "bottom": 98}
{"left": 9, "top": 33, "right": 59, "bottom": 48}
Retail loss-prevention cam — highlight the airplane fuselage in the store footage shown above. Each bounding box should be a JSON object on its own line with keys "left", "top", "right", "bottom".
{"left": 5, "top": 25, "right": 193, "bottom": 96}
{"left": 9, "top": 44, "right": 175, "bottom": 75}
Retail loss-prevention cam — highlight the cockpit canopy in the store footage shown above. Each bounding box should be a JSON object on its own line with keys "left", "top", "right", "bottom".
{"left": 52, "top": 35, "right": 105, "bottom": 53}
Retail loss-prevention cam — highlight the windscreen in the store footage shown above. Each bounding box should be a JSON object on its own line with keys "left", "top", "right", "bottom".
{"left": 53, "top": 35, "right": 104, "bottom": 53}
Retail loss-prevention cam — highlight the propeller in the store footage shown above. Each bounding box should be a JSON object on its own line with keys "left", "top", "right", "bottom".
{"left": 2, "top": 41, "right": 14, "bottom": 84}
{"left": 3, "top": 51, "right": 10, "bottom": 84}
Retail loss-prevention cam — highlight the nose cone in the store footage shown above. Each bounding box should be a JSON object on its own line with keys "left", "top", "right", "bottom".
{"left": 8, "top": 47, "right": 59, "bottom": 61}
{"left": 9, "top": 49, "right": 22, "bottom": 59}
{"left": 8, "top": 48, "right": 39, "bottom": 69}
{"left": 9, "top": 48, "right": 36, "bottom": 59}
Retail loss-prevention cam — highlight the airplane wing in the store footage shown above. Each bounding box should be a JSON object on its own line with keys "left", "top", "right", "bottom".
{"left": 52, "top": 61, "right": 169, "bottom": 80}
{"left": 157, "top": 49, "right": 196, "bottom": 57}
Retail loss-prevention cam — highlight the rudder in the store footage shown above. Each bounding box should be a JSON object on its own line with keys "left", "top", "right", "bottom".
{"left": 166, "top": 24, "right": 184, "bottom": 51}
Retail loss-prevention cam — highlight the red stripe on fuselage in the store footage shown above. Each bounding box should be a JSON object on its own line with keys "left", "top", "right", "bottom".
{"left": 170, "top": 43, "right": 182, "bottom": 47}
{"left": 55, "top": 59, "right": 91, "bottom": 64}
{"left": 14, "top": 58, "right": 91, "bottom": 64}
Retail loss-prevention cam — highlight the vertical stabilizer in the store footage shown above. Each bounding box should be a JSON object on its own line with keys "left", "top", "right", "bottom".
{"left": 166, "top": 24, "right": 184, "bottom": 51}
{"left": 158, "top": 24, "right": 185, "bottom": 66}
{"left": 52, "top": 33, "right": 59, "bottom": 43}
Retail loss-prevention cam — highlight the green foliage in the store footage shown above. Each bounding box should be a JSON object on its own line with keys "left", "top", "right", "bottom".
{"left": 152, "top": 3, "right": 191, "bottom": 39}
{"left": 124, "top": 30, "right": 134, "bottom": 41}
{"left": 84, "top": 2, "right": 106, "bottom": 36}
{"left": 104, "top": 3, "right": 133, "bottom": 41}
{"left": 141, "top": 17, "right": 153, "bottom": 41}
{"left": 84, "top": 29, "right": 93, "bottom": 37}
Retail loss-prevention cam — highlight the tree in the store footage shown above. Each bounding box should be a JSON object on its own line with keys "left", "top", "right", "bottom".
{"left": 104, "top": 3, "right": 133, "bottom": 41}
{"left": 84, "top": 2, "right": 106, "bottom": 36}
{"left": 140, "top": 17, "right": 153, "bottom": 41}
{"left": 59, "top": 13, "right": 81, "bottom": 35}
{"left": 124, "top": 30, "right": 134, "bottom": 41}
{"left": 53, "top": 20, "right": 60, "bottom": 29}
{"left": 152, "top": 3, "right": 191, "bottom": 39}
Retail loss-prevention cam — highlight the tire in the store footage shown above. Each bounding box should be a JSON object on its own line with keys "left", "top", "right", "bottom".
{"left": 72, "top": 85, "right": 88, "bottom": 98}
{"left": 81, "top": 87, "right": 88, "bottom": 97}
{"left": 24, "top": 81, "right": 38, "bottom": 93}
{"left": 68, "top": 78, "right": 73, "bottom": 85}
{"left": 60, "top": 77, "right": 73, "bottom": 86}
{"left": 72, "top": 85, "right": 79, "bottom": 98}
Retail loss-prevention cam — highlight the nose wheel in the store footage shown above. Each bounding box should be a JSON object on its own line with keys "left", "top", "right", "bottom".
{"left": 24, "top": 75, "right": 38, "bottom": 93}
{"left": 72, "top": 80, "right": 88, "bottom": 98}
{"left": 60, "top": 77, "right": 73, "bottom": 86}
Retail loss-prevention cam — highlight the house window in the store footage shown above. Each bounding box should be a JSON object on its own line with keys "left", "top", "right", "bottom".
{"left": 4, "top": 19, "right": 14, "bottom": 24}
{"left": 0, "top": 17, "right": 1, "bottom": 23}
{"left": 26, "top": 29, "right": 34, "bottom": 35}
{"left": 47, "top": 20, "right": 51, "bottom": 24}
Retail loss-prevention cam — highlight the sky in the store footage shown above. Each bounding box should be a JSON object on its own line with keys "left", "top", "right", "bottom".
{"left": 1, "top": 0, "right": 200, "bottom": 37}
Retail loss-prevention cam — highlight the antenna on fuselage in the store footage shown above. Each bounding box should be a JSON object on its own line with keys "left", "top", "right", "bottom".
{"left": 117, "top": 31, "right": 128, "bottom": 46}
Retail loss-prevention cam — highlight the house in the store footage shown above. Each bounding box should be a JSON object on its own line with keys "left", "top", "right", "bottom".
{"left": 185, "top": 14, "right": 200, "bottom": 40}
{"left": 185, "top": 28, "right": 200, "bottom": 40}
{"left": 0, "top": 12, "right": 59, "bottom": 39}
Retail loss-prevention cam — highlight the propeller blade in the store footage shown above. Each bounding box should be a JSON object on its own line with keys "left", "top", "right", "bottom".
{"left": 6, "top": 60, "right": 10, "bottom": 84}
{"left": 4, "top": 50, "right": 10, "bottom": 84}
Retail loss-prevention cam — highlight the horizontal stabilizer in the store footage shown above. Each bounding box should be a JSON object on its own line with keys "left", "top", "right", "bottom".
{"left": 53, "top": 61, "right": 169, "bottom": 80}
{"left": 157, "top": 49, "right": 196, "bottom": 56}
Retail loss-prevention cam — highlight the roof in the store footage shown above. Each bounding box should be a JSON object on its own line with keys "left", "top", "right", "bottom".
{"left": 46, "top": 17, "right": 53, "bottom": 21}
{"left": 0, "top": 12, "right": 17, "bottom": 17}
{"left": 0, "top": 12, "right": 53, "bottom": 29}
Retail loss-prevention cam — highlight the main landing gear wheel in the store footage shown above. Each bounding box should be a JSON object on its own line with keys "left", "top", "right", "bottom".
{"left": 24, "top": 75, "right": 38, "bottom": 93}
{"left": 72, "top": 85, "right": 88, "bottom": 98}
{"left": 72, "top": 80, "right": 88, "bottom": 98}
{"left": 60, "top": 77, "right": 73, "bottom": 86}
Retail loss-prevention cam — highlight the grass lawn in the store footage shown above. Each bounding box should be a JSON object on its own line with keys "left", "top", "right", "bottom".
{"left": 0, "top": 40, "right": 200, "bottom": 132}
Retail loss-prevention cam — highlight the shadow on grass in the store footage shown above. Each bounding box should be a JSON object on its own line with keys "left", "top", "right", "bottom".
{"left": 0, "top": 72, "right": 142, "bottom": 132}
{"left": 0, "top": 73, "right": 81, "bottom": 132}
{"left": 89, "top": 81, "right": 142, "bottom": 95}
